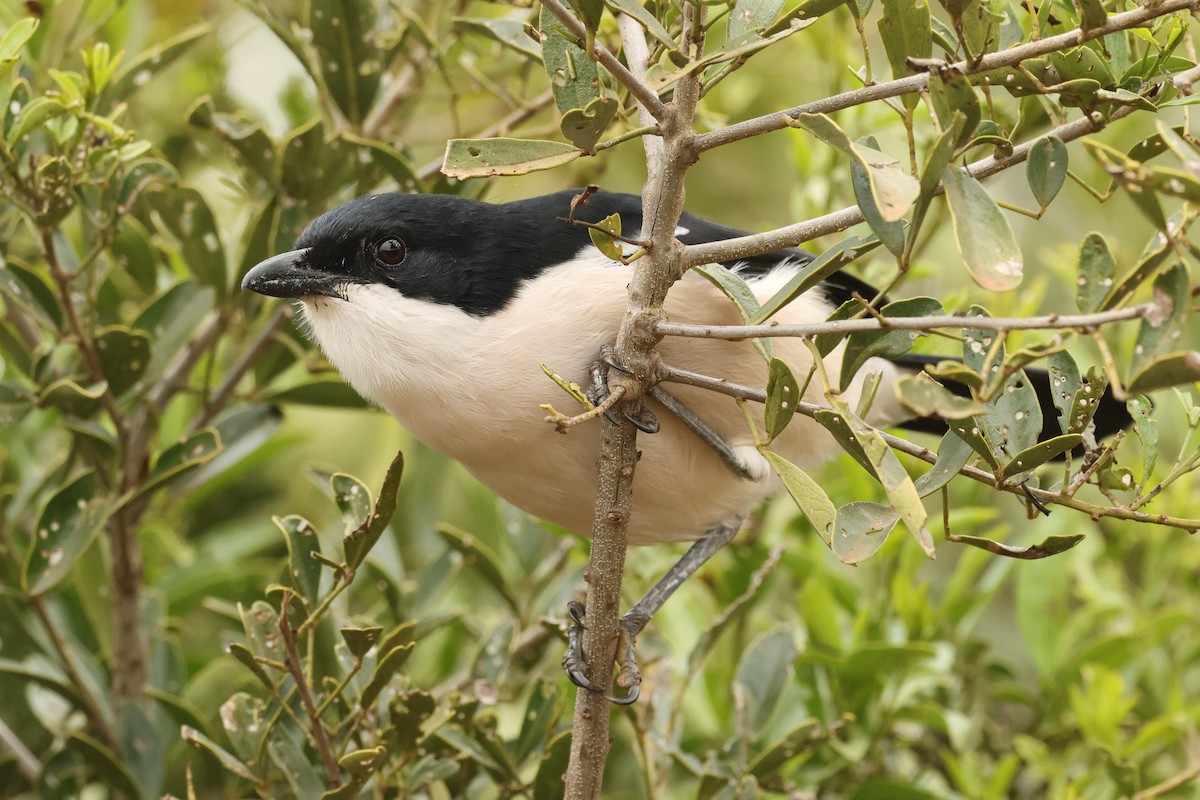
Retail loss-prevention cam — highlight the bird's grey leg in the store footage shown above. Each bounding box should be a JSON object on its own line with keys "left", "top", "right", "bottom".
{"left": 649, "top": 385, "right": 759, "bottom": 481}
{"left": 562, "top": 515, "right": 743, "bottom": 704}
{"left": 591, "top": 346, "right": 755, "bottom": 477}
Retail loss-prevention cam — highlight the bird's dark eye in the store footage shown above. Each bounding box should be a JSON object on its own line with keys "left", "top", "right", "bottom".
{"left": 374, "top": 237, "right": 406, "bottom": 266}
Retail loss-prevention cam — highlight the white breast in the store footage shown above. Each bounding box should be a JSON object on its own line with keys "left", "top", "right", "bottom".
{"left": 299, "top": 253, "right": 897, "bottom": 544}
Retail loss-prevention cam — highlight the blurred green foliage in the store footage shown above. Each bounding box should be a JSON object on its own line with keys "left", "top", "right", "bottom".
{"left": 2, "top": 0, "right": 1200, "bottom": 798}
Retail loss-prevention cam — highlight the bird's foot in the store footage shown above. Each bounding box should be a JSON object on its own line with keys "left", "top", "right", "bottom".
{"left": 561, "top": 600, "right": 642, "bottom": 705}
{"left": 585, "top": 345, "right": 660, "bottom": 433}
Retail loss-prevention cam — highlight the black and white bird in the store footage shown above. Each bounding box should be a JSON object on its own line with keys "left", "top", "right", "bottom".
{"left": 242, "top": 187, "right": 1129, "bottom": 701}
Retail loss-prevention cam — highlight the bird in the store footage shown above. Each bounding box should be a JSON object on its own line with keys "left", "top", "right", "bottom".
{"left": 242, "top": 187, "right": 1130, "bottom": 702}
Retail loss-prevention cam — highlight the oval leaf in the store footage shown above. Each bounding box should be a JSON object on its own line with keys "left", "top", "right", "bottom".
{"left": 943, "top": 168, "right": 1023, "bottom": 291}
{"left": 25, "top": 472, "right": 115, "bottom": 595}
{"left": 442, "top": 138, "right": 583, "bottom": 178}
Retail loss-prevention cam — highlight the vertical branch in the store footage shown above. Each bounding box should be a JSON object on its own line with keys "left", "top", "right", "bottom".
{"left": 563, "top": 5, "right": 705, "bottom": 799}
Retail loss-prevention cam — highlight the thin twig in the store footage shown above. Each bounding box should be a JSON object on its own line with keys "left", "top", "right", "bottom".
{"left": 653, "top": 302, "right": 1152, "bottom": 340}
{"left": 546, "top": 385, "right": 626, "bottom": 432}
{"left": 692, "top": 0, "right": 1195, "bottom": 152}
{"left": 278, "top": 594, "right": 342, "bottom": 787}
{"left": 189, "top": 305, "right": 288, "bottom": 434}
{"left": 1129, "top": 760, "right": 1200, "bottom": 800}
{"left": 0, "top": 715, "right": 39, "bottom": 782}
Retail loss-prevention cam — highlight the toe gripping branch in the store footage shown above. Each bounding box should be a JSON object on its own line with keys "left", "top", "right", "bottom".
{"left": 562, "top": 600, "right": 643, "bottom": 705}
{"left": 590, "top": 345, "right": 661, "bottom": 434}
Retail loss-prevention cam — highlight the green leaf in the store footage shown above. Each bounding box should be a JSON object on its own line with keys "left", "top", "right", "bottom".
{"left": 107, "top": 24, "right": 210, "bottom": 100}
{"left": 748, "top": 719, "right": 826, "bottom": 776}
{"left": 515, "top": 681, "right": 565, "bottom": 763}
{"left": 307, "top": 0, "right": 383, "bottom": 125}
{"left": 238, "top": 601, "right": 284, "bottom": 662}
{"left": 852, "top": 136, "right": 906, "bottom": 255}
{"left": 1073, "top": 0, "right": 1107, "bottom": 32}
{"left": 540, "top": 6, "right": 600, "bottom": 114}
{"left": 896, "top": 372, "right": 987, "bottom": 419}
{"left": 24, "top": 472, "right": 115, "bottom": 595}
{"left": 94, "top": 326, "right": 151, "bottom": 396}
{"left": 340, "top": 132, "right": 422, "bottom": 189}
{"left": 763, "top": 451, "right": 836, "bottom": 545}
{"left": 134, "top": 429, "right": 222, "bottom": 501}
{"left": 946, "top": 417, "right": 1000, "bottom": 469}
{"left": 735, "top": 630, "right": 796, "bottom": 734}
{"left": 132, "top": 281, "right": 215, "bottom": 381}
{"left": 791, "top": 113, "right": 919, "bottom": 222}
{"left": 928, "top": 68, "right": 980, "bottom": 149}
{"left": 586, "top": 212, "right": 625, "bottom": 261}
{"left": 276, "top": 515, "right": 322, "bottom": 606}
{"left": 560, "top": 96, "right": 618, "bottom": 151}
{"left": 1083, "top": 139, "right": 1168, "bottom": 229}
{"left": 533, "top": 731, "right": 573, "bottom": 800}
{"left": 341, "top": 626, "right": 384, "bottom": 659}
{"left": 913, "top": 431, "right": 973, "bottom": 496}
{"left": 141, "top": 187, "right": 227, "bottom": 301}
{"left": 1002, "top": 434, "right": 1084, "bottom": 478}
{"left": 1129, "top": 396, "right": 1157, "bottom": 480}
{"left": 1076, "top": 232, "right": 1116, "bottom": 312}
{"left": 261, "top": 375, "right": 368, "bottom": 408}
{"left": 729, "top": 0, "right": 786, "bottom": 38}
{"left": 454, "top": 16, "right": 542, "bottom": 59}
{"left": 343, "top": 450, "right": 404, "bottom": 571}
{"left": 693, "top": 262, "right": 775, "bottom": 357}
{"left": 436, "top": 523, "right": 520, "bottom": 612}
{"left": 751, "top": 232, "right": 881, "bottom": 323}
{"left": 1066, "top": 366, "right": 1110, "bottom": 435}
{"left": 909, "top": 112, "right": 964, "bottom": 249}
{"left": 1130, "top": 263, "right": 1189, "bottom": 377}
{"left": 442, "top": 138, "right": 583, "bottom": 178}
{"left": 360, "top": 643, "right": 415, "bottom": 709}
{"left": 764, "top": 358, "right": 800, "bottom": 441}
{"left": 943, "top": 168, "right": 1023, "bottom": 291}
{"left": 1127, "top": 352, "right": 1200, "bottom": 394}
{"left": 605, "top": 0, "right": 675, "bottom": 46}
{"left": 1027, "top": 136, "right": 1068, "bottom": 210}
{"left": 267, "top": 738, "right": 325, "bottom": 798}
{"left": 832, "top": 501, "right": 899, "bottom": 564}
{"left": 839, "top": 297, "right": 944, "bottom": 390}
{"left": 332, "top": 472, "right": 372, "bottom": 535}
{"left": 182, "top": 725, "right": 263, "bottom": 785}
{"left": 68, "top": 731, "right": 142, "bottom": 799}
{"left": 877, "top": 0, "right": 931, "bottom": 93}
{"left": 0, "top": 18, "right": 38, "bottom": 81}
{"left": 953, "top": 533, "right": 1085, "bottom": 559}
{"left": 118, "top": 700, "right": 166, "bottom": 799}
{"left": 1048, "top": 350, "right": 1082, "bottom": 434}
{"left": 38, "top": 379, "right": 107, "bottom": 418}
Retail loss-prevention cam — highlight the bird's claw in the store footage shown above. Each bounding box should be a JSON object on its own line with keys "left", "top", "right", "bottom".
{"left": 561, "top": 602, "right": 644, "bottom": 704}
{"left": 589, "top": 346, "right": 660, "bottom": 434}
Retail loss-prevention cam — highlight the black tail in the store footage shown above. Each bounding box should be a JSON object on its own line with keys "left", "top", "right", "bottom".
{"left": 890, "top": 353, "right": 1132, "bottom": 443}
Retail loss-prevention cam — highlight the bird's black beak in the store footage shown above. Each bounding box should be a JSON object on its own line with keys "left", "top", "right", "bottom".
{"left": 242, "top": 248, "right": 346, "bottom": 300}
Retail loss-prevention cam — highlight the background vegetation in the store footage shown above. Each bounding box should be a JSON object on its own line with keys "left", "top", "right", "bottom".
{"left": 2, "top": 0, "right": 1200, "bottom": 798}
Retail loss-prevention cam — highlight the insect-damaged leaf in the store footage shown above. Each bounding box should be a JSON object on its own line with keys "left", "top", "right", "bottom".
{"left": 790, "top": 113, "right": 919, "bottom": 222}
{"left": 276, "top": 515, "right": 322, "bottom": 606}
{"left": 133, "top": 428, "right": 222, "bottom": 501}
{"left": 560, "top": 96, "right": 618, "bottom": 152}
{"left": 832, "top": 502, "right": 899, "bottom": 564}
{"left": 764, "top": 358, "right": 800, "bottom": 441}
{"left": 1048, "top": 350, "right": 1082, "bottom": 434}
{"left": 1001, "top": 434, "right": 1084, "bottom": 478}
{"left": 1066, "top": 366, "right": 1110, "bottom": 436}
{"left": 442, "top": 138, "right": 583, "bottom": 178}
{"left": 95, "top": 326, "right": 152, "bottom": 396}
{"left": 1076, "top": 232, "right": 1116, "bottom": 312}
{"left": 332, "top": 472, "right": 372, "bottom": 535}
{"left": 943, "top": 168, "right": 1023, "bottom": 291}
{"left": 344, "top": 450, "right": 404, "bottom": 570}
{"left": 540, "top": 6, "right": 600, "bottom": 114}
{"left": 24, "top": 472, "right": 115, "bottom": 595}
{"left": 763, "top": 451, "right": 836, "bottom": 545}
{"left": 587, "top": 212, "right": 625, "bottom": 261}
{"left": 1127, "top": 352, "right": 1200, "bottom": 395}
{"left": 1027, "top": 135, "right": 1068, "bottom": 211}
{"left": 1129, "top": 263, "right": 1189, "bottom": 377}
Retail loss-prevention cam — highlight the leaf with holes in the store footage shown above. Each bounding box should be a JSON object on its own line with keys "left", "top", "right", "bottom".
{"left": 276, "top": 515, "right": 322, "bottom": 606}
{"left": 95, "top": 326, "right": 151, "bottom": 396}
{"left": 587, "top": 212, "right": 625, "bottom": 261}
{"left": 134, "top": 429, "right": 222, "bottom": 501}
{"left": 1048, "top": 350, "right": 1082, "bottom": 434}
{"left": 24, "top": 472, "right": 115, "bottom": 595}
{"left": 442, "top": 138, "right": 583, "bottom": 178}
{"left": 832, "top": 502, "right": 899, "bottom": 564}
{"left": 764, "top": 358, "right": 800, "bottom": 441}
{"left": 1002, "top": 434, "right": 1084, "bottom": 478}
{"left": 541, "top": 6, "right": 599, "bottom": 113}
{"left": 332, "top": 472, "right": 372, "bottom": 536}
{"left": 560, "top": 96, "right": 618, "bottom": 152}
{"left": 763, "top": 451, "right": 836, "bottom": 545}
{"left": 1027, "top": 136, "right": 1068, "bottom": 211}
{"left": 344, "top": 450, "right": 404, "bottom": 570}
{"left": 1130, "top": 264, "right": 1188, "bottom": 377}
{"left": 1076, "top": 232, "right": 1116, "bottom": 312}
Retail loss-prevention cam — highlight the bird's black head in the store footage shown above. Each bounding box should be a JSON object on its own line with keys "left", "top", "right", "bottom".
{"left": 242, "top": 191, "right": 610, "bottom": 315}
